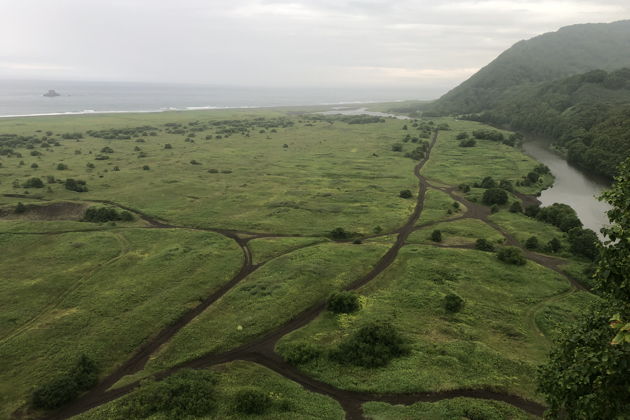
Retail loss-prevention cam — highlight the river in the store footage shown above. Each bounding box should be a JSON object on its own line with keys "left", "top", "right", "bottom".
{"left": 522, "top": 138, "right": 611, "bottom": 235}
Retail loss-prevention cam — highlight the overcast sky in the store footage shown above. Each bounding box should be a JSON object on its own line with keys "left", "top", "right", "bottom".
{"left": 1, "top": 0, "right": 629, "bottom": 90}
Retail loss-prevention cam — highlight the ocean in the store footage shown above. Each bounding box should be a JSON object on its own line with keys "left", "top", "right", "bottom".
{"left": 0, "top": 80, "right": 434, "bottom": 117}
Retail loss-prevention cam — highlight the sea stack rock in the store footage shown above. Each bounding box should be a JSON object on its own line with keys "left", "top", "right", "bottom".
{"left": 43, "top": 89, "right": 60, "bottom": 97}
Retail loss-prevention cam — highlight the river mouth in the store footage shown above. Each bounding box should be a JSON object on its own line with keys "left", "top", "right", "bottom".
{"left": 522, "top": 138, "right": 611, "bottom": 236}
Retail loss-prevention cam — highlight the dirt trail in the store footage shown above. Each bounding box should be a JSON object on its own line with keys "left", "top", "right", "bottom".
{"left": 32, "top": 128, "right": 565, "bottom": 420}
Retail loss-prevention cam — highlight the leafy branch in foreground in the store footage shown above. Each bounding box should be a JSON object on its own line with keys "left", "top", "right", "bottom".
{"left": 537, "top": 158, "right": 630, "bottom": 419}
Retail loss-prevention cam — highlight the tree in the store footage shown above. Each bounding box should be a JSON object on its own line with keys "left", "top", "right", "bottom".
{"left": 497, "top": 246, "right": 526, "bottom": 265}
{"left": 538, "top": 158, "right": 630, "bottom": 419}
{"left": 568, "top": 227, "right": 599, "bottom": 260}
{"left": 547, "top": 237, "right": 562, "bottom": 253}
{"left": 431, "top": 229, "right": 442, "bottom": 242}
{"left": 327, "top": 291, "right": 360, "bottom": 314}
{"left": 482, "top": 188, "right": 508, "bottom": 205}
{"left": 399, "top": 189, "right": 413, "bottom": 199}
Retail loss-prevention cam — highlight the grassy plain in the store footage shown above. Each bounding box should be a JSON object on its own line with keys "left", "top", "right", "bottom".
{"left": 277, "top": 246, "right": 574, "bottom": 400}
{"left": 142, "top": 241, "right": 389, "bottom": 375}
{"left": 420, "top": 119, "right": 553, "bottom": 194}
{"left": 0, "top": 108, "right": 599, "bottom": 418}
{"left": 0, "top": 229, "right": 242, "bottom": 418}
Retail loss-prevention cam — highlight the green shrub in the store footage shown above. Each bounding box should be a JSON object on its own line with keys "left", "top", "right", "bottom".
{"left": 327, "top": 291, "right": 360, "bottom": 313}
{"left": 482, "top": 188, "right": 508, "bottom": 205}
{"left": 479, "top": 176, "right": 496, "bottom": 189}
{"left": 459, "top": 138, "right": 476, "bottom": 147}
{"left": 23, "top": 177, "right": 44, "bottom": 188}
{"left": 117, "top": 370, "right": 217, "bottom": 418}
{"left": 234, "top": 389, "right": 272, "bottom": 415}
{"left": 56, "top": 163, "right": 68, "bottom": 170}
{"left": 525, "top": 236, "right": 539, "bottom": 250}
{"left": 509, "top": 201, "right": 523, "bottom": 213}
{"left": 399, "top": 189, "right": 413, "bottom": 199}
{"left": 497, "top": 247, "right": 526, "bottom": 265}
{"left": 475, "top": 238, "right": 495, "bottom": 252}
{"left": 84, "top": 207, "right": 133, "bottom": 223}
{"left": 281, "top": 342, "right": 321, "bottom": 365}
{"left": 31, "top": 354, "right": 98, "bottom": 410}
{"left": 31, "top": 375, "right": 78, "bottom": 409}
{"left": 15, "top": 202, "right": 26, "bottom": 214}
{"left": 330, "top": 227, "right": 349, "bottom": 240}
{"left": 547, "top": 237, "right": 562, "bottom": 253}
{"left": 331, "top": 322, "right": 410, "bottom": 367}
{"left": 65, "top": 179, "right": 88, "bottom": 192}
{"left": 142, "top": 165, "right": 150, "bottom": 171}
{"left": 431, "top": 229, "right": 442, "bottom": 242}
{"left": 444, "top": 293, "right": 464, "bottom": 313}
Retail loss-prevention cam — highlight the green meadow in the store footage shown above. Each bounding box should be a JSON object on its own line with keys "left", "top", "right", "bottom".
{"left": 0, "top": 108, "right": 597, "bottom": 419}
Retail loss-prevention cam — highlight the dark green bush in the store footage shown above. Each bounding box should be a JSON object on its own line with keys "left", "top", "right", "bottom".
{"left": 331, "top": 322, "right": 410, "bottom": 368}
{"left": 281, "top": 342, "right": 321, "bottom": 365}
{"left": 31, "top": 354, "right": 98, "bottom": 410}
{"left": 399, "top": 189, "right": 413, "bottom": 199}
{"left": 547, "top": 237, "right": 562, "bottom": 253}
{"left": 327, "top": 291, "right": 360, "bottom": 313}
{"left": 56, "top": 163, "right": 68, "bottom": 170}
{"left": 497, "top": 246, "right": 527, "bottom": 265}
{"left": 15, "top": 202, "right": 26, "bottom": 214}
{"left": 431, "top": 229, "right": 442, "bottom": 242}
{"left": 479, "top": 176, "right": 497, "bottom": 189}
{"left": 330, "top": 227, "right": 349, "bottom": 240}
{"left": 509, "top": 201, "right": 523, "bottom": 213}
{"left": 31, "top": 375, "right": 78, "bottom": 409}
{"left": 475, "top": 238, "right": 495, "bottom": 252}
{"left": 444, "top": 293, "right": 464, "bottom": 313}
{"left": 568, "top": 227, "right": 599, "bottom": 260}
{"left": 65, "top": 179, "right": 88, "bottom": 192}
{"left": 23, "top": 177, "right": 44, "bottom": 188}
{"left": 117, "top": 370, "right": 217, "bottom": 419}
{"left": 525, "top": 236, "right": 539, "bottom": 250}
{"left": 482, "top": 188, "right": 508, "bottom": 205}
{"left": 234, "top": 389, "right": 272, "bottom": 415}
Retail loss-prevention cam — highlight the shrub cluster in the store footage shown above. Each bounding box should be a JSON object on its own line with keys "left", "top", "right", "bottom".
{"left": 234, "top": 389, "right": 272, "bottom": 415}
{"left": 475, "top": 238, "right": 495, "bottom": 252}
{"left": 23, "top": 177, "right": 44, "bottom": 188}
{"left": 84, "top": 207, "right": 134, "bottom": 223}
{"left": 327, "top": 291, "right": 360, "bottom": 314}
{"left": 281, "top": 342, "right": 321, "bottom": 365}
{"left": 114, "top": 370, "right": 217, "bottom": 419}
{"left": 497, "top": 246, "right": 526, "bottom": 265}
{"left": 31, "top": 355, "right": 98, "bottom": 410}
{"left": 331, "top": 322, "right": 410, "bottom": 368}
{"left": 65, "top": 179, "right": 88, "bottom": 192}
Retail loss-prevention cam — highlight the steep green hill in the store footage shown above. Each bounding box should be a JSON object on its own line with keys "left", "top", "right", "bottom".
{"left": 429, "top": 20, "right": 630, "bottom": 115}
{"left": 466, "top": 68, "right": 630, "bottom": 178}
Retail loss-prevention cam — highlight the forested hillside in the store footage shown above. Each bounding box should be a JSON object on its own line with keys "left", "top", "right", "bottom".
{"left": 422, "top": 20, "right": 630, "bottom": 178}
{"left": 464, "top": 68, "right": 630, "bottom": 178}
{"left": 429, "top": 20, "right": 630, "bottom": 115}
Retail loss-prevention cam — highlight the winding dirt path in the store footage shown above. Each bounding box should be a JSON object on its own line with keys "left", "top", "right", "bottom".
{"left": 15, "top": 128, "right": 579, "bottom": 419}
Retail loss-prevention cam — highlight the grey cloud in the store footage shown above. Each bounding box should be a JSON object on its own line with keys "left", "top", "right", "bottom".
{"left": 1, "top": 0, "right": 628, "bottom": 91}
